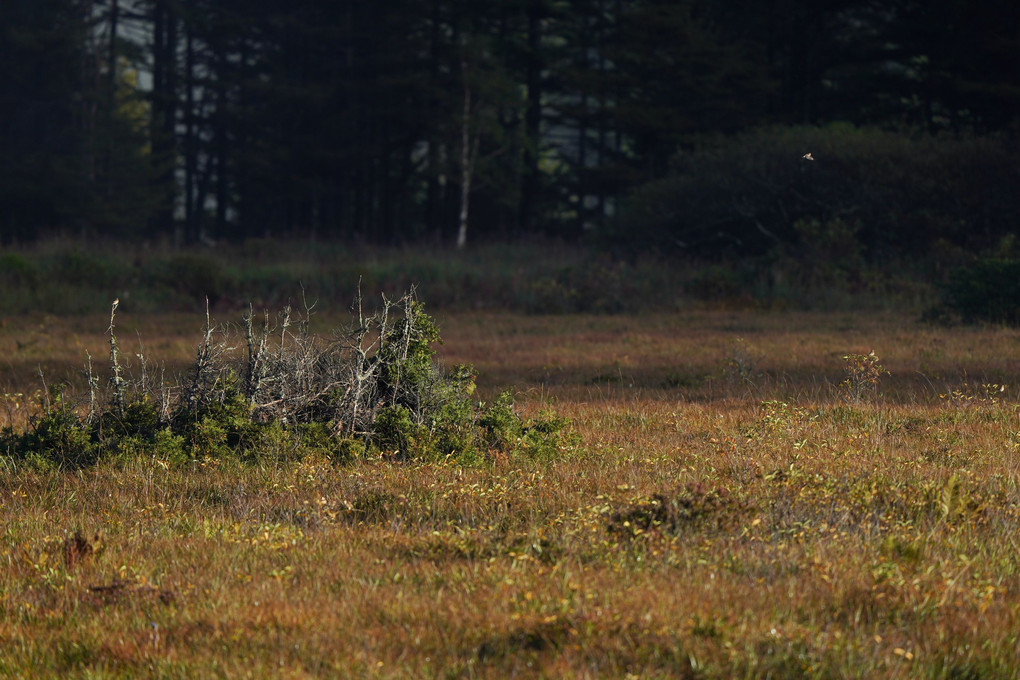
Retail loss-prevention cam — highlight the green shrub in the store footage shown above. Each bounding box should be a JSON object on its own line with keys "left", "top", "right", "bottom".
{"left": 151, "top": 428, "right": 188, "bottom": 462}
{"left": 940, "top": 258, "right": 1020, "bottom": 325}
{"left": 0, "top": 252, "right": 39, "bottom": 287}
{"left": 685, "top": 264, "right": 752, "bottom": 302}
{"left": 49, "top": 250, "right": 123, "bottom": 289}
{"left": 373, "top": 405, "right": 420, "bottom": 458}
{"left": 290, "top": 422, "right": 349, "bottom": 461}
{"left": 480, "top": 391, "right": 578, "bottom": 462}
{"left": 101, "top": 396, "right": 161, "bottom": 442}
{"left": 2, "top": 388, "right": 100, "bottom": 469}
{"left": 606, "top": 124, "right": 1020, "bottom": 261}
{"left": 375, "top": 300, "right": 443, "bottom": 405}
{"left": 143, "top": 254, "right": 233, "bottom": 306}
{"left": 173, "top": 385, "right": 260, "bottom": 458}
{"left": 479, "top": 391, "right": 524, "bottom": 452}
{"left": 2, "top": 291, "right": 574, "bottom": 468}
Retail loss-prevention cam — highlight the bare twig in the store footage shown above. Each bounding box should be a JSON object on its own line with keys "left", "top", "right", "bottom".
{"left": 84, "top": 349, "right": 98, "bottom": 425}
{"left": 108, "top": 298, "right": 125, "bottom": 416}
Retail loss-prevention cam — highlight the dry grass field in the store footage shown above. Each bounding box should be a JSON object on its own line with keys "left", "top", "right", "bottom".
{"left": 2, "top": 308, "right": 1020, "bottom": 678}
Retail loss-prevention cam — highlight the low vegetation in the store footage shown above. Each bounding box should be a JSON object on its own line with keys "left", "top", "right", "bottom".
{"left": 5, "top": 238, "right": 1018, "bottom": 324}
{"left": 0, "top": 238, "right": 945, "bottom": 317}
{"left": 937, "top": 257, "right": 1020, "bottom": 326}
{"left": 1, "top": 304, "right": 1019, "bottom": 678}
{"left": 1, "top": 291, "right": 574, "bottom": 470}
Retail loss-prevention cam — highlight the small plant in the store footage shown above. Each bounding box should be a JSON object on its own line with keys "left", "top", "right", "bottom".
{"left": 940, "top": 382, "right": 1007, "bottom": 408}
{"left": 478, "top": 392, "right": 577, "bottom": 463}
{"left": 840, "top": 350, "right": 888, "bottom": 404}
{"left": 723, "top": 337, "right": 762, "bottom": 384}
{"left": 753, "top": 399, "right": 816, "bottom": 439}
{"left": 607, "top": 484, "right": 741, "bottom": 539}
{"left": 62, "top": 529, "right": 105, "bottom": 570}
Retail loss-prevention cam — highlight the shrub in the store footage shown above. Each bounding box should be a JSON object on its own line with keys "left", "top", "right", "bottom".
{"left": 49, "top": 250, "right": 123, "bottom": 289}
{"left": 173, "top": 386, "right": 261, "bottom": 458}
{"left": 0, "top": 252, "right": 39, "bottom": 287}
{"left": 840, "top": 351, "right": 888, "bottom": 404}
{"left": 939, "top": 258, "right": 1020, "bottom": 325}
{"left": 479, "top": 391, "right": 578, "bottom": 462}
{"left": 606, "top": 124, "right": 1020, "bottom": 261}
{"left": 142, "top": 254, "right": 233, "bottom": 307}
{"left": 2, "top": 290, "right": 574, "bottom": 468}
{"left": 1, "top": 387, "right": 99, "bottom": 469}
{"left": 372, "top": 405, "right": 420, "bottom": 458}
{"left": 685, "top": 264, "right": 752, "bottom": 302}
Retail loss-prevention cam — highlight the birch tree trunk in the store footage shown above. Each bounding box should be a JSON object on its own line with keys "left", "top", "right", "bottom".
{"left": 456, "top": 75, "right": 472, "bottom": 250}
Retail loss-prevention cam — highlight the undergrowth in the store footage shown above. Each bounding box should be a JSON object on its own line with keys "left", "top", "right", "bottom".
{"left": 0, "top": 239, "right": 936, "bottom": 315}
{"left": 0, "top": 290, "right": 576, "bottom": 469}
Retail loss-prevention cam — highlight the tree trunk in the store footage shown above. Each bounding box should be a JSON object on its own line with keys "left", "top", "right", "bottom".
{"left": 520, "top": 1, "right": 543, "bottom": 236}
{"left": 107, "top": 0, "right": 118, "bottom": 92}
{"left": 425, "top": 0, "right": 442, "bottom": 242}
{"left": 151, "top": 0, "right": 177, "bottom": 239}
{"left": 456, "top": 77, "right": 472, "bottom": 250}
{"left": 183, "top": 1, "right": 196, "bottom": 245}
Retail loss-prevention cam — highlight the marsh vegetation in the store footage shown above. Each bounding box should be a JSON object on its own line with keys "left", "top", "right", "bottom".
{"left": 2, "top": 296, "right": 1019, "bottom": 678}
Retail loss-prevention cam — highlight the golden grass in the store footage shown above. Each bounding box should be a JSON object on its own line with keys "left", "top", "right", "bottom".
{"left": 2, "top": 309, "right": 1020, "bottom": 678}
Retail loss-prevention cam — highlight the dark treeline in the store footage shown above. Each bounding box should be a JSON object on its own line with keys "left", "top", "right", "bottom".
{"left": 1, "top": 0, "right": 1018, "bottom": 251}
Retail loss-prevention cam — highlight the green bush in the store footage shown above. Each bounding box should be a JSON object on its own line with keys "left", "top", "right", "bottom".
{"left": 290, "top": 422, "right": 350, "bottom": 462}
{"left": 479, "top": 391, "right": 524, "bottom": 452}
{"left": 375, "top": 300, "right": 443, "bottom": 404}
{"left": 1, "top": 388, "right": 100, "bottom": 469}
{"left": 172, "top": 385, "right": 261, "bottom": 458}
{"left": 685, "top": 265, "right": 752, "bottom": 302}
{"left": 369, "top": 388, "right": 577, "bottom": 464}
{"left": 143, "top": 254, "right": 233, "bottom": 306}
{"left": 102, "top": 396, "right": 161, "bottom": 442}
{"left": 373, "top": 405, "right": 420, "bottom": 457}
{"left": 479, "top": 391, "right": 578, "bottom": 462}
{"left": 49, "top": 250, "right": 124, "bottom": 289}
{"left": 940, "top": 259, "right": 1020, "bottom": 325}
{"left": 2, "top": 292, "right": 576, "bottom": 468}
{"left": 606, "top": 124, "right": 1020, "bottom": 261}
{"left": 0, "top": 253, "right": 39, "bottom": 287}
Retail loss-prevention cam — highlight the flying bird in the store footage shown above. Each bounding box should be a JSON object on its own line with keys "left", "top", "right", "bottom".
{"left": 802, "top": 153, "right": 815, "bottom": 161}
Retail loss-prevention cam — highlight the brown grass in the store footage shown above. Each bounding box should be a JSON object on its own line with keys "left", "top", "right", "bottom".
{"left": 2, "top": 309, "right": 1019, "bottom": 678}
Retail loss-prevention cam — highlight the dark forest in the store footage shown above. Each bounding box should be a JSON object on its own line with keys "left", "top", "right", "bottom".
{"left": 1, "top": 0, "right": 1018, "bottom": 259}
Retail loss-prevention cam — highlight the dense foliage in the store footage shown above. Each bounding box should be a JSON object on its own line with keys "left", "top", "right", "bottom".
{"left": 939, "top": 258, "right": 1020, "bottom": 326}
{"left": 1, "top": 0, "right": 1017, "bottom": 252}
{"left": 607, "top": 125, "right": 1020, "bottom": 261}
